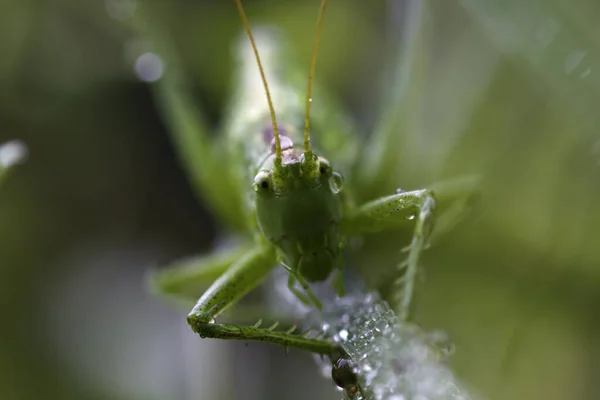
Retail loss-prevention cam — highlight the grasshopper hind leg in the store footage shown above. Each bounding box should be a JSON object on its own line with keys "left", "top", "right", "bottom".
{"left": 182, "top": 244, "right": 336, "bottom": 355}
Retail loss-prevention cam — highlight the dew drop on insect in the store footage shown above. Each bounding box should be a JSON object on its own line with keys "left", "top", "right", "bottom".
{"left": 270, "top": 135, "right": 294, "bottom": 152}
{"left": 134, "top": 52, "right": 164, "bottom": 82}
{"left": 0, "top": 140, "right": 28, "bottom": 168}
{"left": 329, "top": 172, "right": 344, "bottom": 194}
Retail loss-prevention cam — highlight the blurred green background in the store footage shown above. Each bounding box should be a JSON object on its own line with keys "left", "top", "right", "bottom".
{"left": 1, "top": 0, "right": 600, "bottom": 399}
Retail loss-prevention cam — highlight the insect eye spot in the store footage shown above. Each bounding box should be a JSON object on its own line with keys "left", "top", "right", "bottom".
{"left": 318, "top": 158, "right": 332, "bottom": 177}
{"left": 253, "top": 171, "right": 272, "bottom": 193}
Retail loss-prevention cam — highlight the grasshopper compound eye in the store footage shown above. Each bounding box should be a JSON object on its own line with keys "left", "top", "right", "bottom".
{"left": 253, "top": 170, "right": 272, "bottom": 193}
{"left": 318, "top": 157, "right": 332, "bottom": 177}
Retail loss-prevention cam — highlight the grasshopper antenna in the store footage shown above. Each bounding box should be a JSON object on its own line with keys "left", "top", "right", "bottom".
{"left": 303, "top": 0, "right": 328, "bottom": 156}
{"left": 234, "top": 0, "right": 282, "bottom": 165}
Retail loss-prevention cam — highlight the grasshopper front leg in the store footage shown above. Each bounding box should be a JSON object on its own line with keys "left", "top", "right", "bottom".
{"left": 341, "top": 189, "right": 436, "bottom": 320}
{"left": 182, "top": 244, "right": 338, "bottom": 356}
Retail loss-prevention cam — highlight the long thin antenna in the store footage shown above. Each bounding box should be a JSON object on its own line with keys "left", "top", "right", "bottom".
{"left": 303, "top": 0, "right": 328, "bottom": 154}
{"left": 234, "top": 0, "right": 282, "bottom": 164}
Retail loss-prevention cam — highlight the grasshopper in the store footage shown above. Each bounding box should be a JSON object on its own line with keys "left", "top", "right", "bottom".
{"left": 145, "top": 0, "right": 470, "bottom": 361}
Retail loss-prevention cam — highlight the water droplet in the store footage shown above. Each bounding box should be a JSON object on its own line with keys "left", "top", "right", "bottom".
{"left": 134, "top": 52, "right": 164, "bottom": 82}
{"left": 309, "top": 98, "right": 313, "bottom": 103}
{"left": 565, "top": 50, "right": 587, "bottom": 75}
{"left": 339, "top": 329, "right": 349, "bottom": 341}
{"left": 0, "top": 140, "right": 28, "bottom": 168}
{"left": 396, "top": 188, "right": 405, "bottom": 194}
{"left": 406, "top": 215, "right": 415, "bottom": 221}
{"left": 374, "top": 319, "right": 389, "bottom": 333}
{"left": 374, "top": 303, "right": 386, "bottom": 314}
{"left": 329, "top": 172, "right": 344, "bottom": 194}
{"left": 270, "top": 134, "right": 293, "bottom": 153}
{"left": 268, "top": 258, "right": 474, "bottom": 399}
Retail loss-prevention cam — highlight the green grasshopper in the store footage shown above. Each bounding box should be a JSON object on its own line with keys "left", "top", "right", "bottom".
{"left": 146, "top": 0, "right": 462, "bottom": 360}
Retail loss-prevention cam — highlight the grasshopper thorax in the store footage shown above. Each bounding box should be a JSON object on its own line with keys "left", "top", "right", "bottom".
{"left": 253, "top": 134, "right": 344, "bottom": 282}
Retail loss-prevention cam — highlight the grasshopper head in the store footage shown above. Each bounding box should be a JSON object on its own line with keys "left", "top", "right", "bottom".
{"left": 253, "top": 148, "right": 344, "bottom": 282}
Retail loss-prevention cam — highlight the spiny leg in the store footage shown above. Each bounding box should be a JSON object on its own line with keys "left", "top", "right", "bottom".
{"left": 146, "top": 246, "right": 301, "bottom": 327}
{"left": 187, "top": 244, "right": 275, "bottom": 325}
{"left": 186, "top": 245, "right": 336, "bottom": 355}
{"left": 341, "top": 189, "right": 436, "bottom": 320}
{"left": 397, "top": 193, "right": 435, "bottom": 320}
